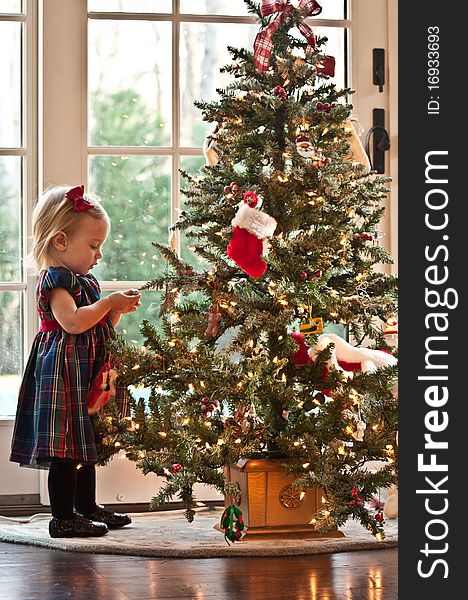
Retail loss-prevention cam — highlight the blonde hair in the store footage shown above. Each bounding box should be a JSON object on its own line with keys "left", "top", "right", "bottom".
{"left": 28, "top": 185, "right": 110, "bottom": 273}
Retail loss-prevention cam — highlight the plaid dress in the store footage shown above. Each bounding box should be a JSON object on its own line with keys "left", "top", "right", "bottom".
{"left": 10, "top": 267, "right": 124, "bottom": 468}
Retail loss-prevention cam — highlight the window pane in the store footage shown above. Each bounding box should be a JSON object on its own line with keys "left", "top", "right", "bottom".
{"left": 89, "top": 20, "right": 172, "bottom": 146}
{"left": 180, "top": 0, "right": 345, "bottom": 18}
{"left": 88, "top": 0, "right": 171, "bottom": 12}
{"left": 103, "top": 289, "right": 163, "bottom": 345}
{"left": 180, "top": 0, "right": 250, "bottom": 16}
{"left": 0, "top": 291, "right": 22, "bottom": 418}
{"left": 0, "top": 156, "right": 21, "bottom": 282}
{"left": 89, "top": 155, "right": 171, "bottom": 281}
{"left": 179, "top": 155, "right": 209, "bottom": 270}
{"left": 180, "top": 23, "right": 258, "bottom": 147}
{"left": 0, "top": 0, "right": 22, "bottom": 13}
{"left": 0, "top": 22, "right": 21, "bottom": 147}
{"left": 314, "top": 0, "right": 346, "bottom": 20}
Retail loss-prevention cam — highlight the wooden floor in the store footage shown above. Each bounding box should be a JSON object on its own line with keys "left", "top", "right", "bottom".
{"left": 0, "top": 541, "right": 397, "bottom": 600}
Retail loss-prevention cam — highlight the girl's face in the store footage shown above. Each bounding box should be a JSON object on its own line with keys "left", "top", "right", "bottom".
{"left": 52, "top": 214, "right": 109, "bottom": 275}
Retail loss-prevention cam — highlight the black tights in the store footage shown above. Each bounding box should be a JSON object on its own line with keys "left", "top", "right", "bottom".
{"left": 48, "top": 459, "right": 97, "bottom": 519}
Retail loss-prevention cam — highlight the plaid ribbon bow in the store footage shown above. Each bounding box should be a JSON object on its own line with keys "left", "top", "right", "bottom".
{"left": 253, "top": 0, "right": 322, "bottom": 73}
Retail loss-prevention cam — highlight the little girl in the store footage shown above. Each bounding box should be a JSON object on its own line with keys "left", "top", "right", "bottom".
{"left": 10, "top": 185, "right": 141, "bottom": 538}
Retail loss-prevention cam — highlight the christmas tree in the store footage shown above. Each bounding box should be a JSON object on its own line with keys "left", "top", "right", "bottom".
{"left": 111, "top": 0, "right": 398, "bottom": 538}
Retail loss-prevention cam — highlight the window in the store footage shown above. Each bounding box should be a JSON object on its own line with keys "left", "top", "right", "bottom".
{"left": 86, "top": 0, "right": 350, "bottom": 344}
{"left": 0, "top": 0, "right": 37, "bottom": 418}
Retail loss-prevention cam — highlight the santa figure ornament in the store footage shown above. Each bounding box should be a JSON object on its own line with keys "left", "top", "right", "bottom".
{"left": 296, "top": 134, "right": 315, "bottom": 158}
{"left": 291, "top": 332, "right": 397, "bottom": 379}
{"left": 308, "top": 333, "right": 397, "bottom": 376}
{"left": 226, "top": 191, "right": 277, "bottom": 278}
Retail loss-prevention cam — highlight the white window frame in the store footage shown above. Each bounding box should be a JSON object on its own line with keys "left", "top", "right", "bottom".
{"left": 0, "top": 0, "right": 38, "bottom": 419}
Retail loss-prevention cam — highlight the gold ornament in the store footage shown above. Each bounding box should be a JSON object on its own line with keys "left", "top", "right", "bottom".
{"left": 299, "top": 305, "right": 324, "bottom": 335}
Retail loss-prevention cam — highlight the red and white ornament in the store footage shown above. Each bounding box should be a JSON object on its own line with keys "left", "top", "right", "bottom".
{"left": 296, "top": 135, "right": 329, "bottom": 166}
{"left": 226, "top": 191, "right": 277, "bottom": 278}
{"left": 375, "top": 509, "right": 385, "bottom": 524}
{"left": 308, "top": 333, "right": 398, "bottom": 377}
{"left": 383, "top": 316, "right": 398, "bottom": 336}
{"left": 354, "top": 232, "right": 373, "bottom": 241}
{"left": 295, "top": 134, "right": 315, "bottom": 158}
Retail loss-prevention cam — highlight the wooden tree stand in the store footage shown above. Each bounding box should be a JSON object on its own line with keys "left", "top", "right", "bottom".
{"left": 224, "top": 459, "right": 345, "bottom": 540}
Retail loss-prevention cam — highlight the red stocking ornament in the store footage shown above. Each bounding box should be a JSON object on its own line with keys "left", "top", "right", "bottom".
{"left": 226, "top": 192, "right": 277, "bottom": 278}
{"left": 291, "top": 332, "right": 311, "bottom": 366}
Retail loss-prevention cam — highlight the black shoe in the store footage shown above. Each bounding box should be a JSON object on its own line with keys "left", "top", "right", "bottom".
{"left": 82, "top": 504, "right": 132, "bottom": 529}
{"left": 49, "top": 513, "right": 108, "bottom": 538}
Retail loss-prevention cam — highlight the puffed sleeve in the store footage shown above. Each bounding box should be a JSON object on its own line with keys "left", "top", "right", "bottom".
{"left": 85, "top": 272, "right": 102, "bottom": 296}
{"left": 38, "top": 267, "right": 82, "bottom": 313}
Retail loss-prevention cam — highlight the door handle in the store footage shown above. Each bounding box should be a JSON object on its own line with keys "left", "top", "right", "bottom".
{"left": 364, "top": 108, "right": 390, "bottom": 173}
{"left": 373, "top": 49, "right": 385, "bottom": 93}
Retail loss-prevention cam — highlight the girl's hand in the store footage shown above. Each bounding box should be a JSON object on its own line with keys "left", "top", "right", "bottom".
{"left": 107, "top": 290, "right": 141, "bottom": 314}
{"left": 49, "top": 287, "right": 140, "bottom": 334}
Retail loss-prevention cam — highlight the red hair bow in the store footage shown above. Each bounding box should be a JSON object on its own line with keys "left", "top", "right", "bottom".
{"left": 66, "top": 185, "right": 93, "bottom": 212}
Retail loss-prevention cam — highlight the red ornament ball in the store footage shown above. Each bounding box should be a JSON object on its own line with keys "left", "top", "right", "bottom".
{"left": 316, "top": 101, "right": 323, "bottom": 110}
{"left": 171, "top": 463, "right": 183, "bottom": 472}
{"left": 231, "top": 182, "right": 240, "bottom": 193}
{"left": 300, "top": 271, "right": 308, "bottom": 280}
{"left": 323, "top": 102, "right": 331, "bottom": 112}
{"left": 224, "top": 185, "right": 232, "bottom": 194}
